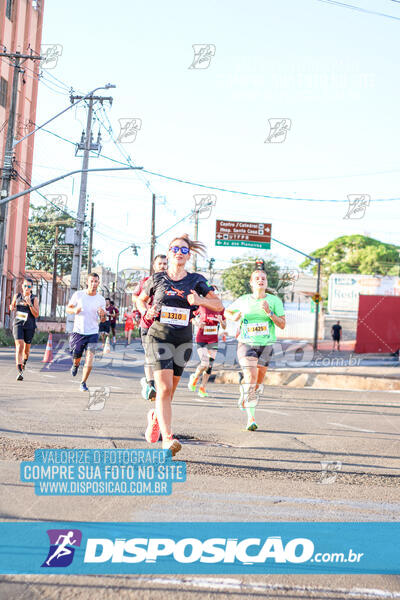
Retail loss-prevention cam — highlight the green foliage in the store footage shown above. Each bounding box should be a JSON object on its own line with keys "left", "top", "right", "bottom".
{"left": 0, "top": 329, "right": 49, "bottom": 346}
{"left": 26, "top": 204, "right": 98, "bottom": 275}
{"left": 221, "top": 256, "right": 287, "bottom": 299}
{"left": 0, "top": 329, "right": 14, "bottom": 346}
{"left": 300, "top": 235, "right": 400, "bottom": 277}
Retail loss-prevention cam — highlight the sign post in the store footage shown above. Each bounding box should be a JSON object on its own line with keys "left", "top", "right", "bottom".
{"left": 215, "top": 220, "right": 271, "bottom": 250}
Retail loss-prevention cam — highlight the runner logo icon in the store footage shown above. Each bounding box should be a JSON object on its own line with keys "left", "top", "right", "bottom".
{"left": 42, "top": 529, "right": 82, "bottom": 567}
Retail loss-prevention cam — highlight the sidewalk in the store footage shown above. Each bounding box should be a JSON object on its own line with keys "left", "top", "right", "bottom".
{"left": 214, "top": 347, "right": 400, "bottom": 392}
{"left": 215, "top": 366, "right": 400, "bottom": 392}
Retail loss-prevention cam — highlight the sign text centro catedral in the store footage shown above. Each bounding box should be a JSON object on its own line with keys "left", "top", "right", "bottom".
{"left": 215, "top": 220, "right": 271, "bottom": 249}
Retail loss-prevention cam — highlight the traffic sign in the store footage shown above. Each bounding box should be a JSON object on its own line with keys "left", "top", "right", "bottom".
{"left": 215, "top": 220, "right": 271, "bottom": 249}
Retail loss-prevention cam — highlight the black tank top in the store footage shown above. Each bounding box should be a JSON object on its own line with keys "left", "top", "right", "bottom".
{"left": 15, "top": 292, "right": 37, "bottom": 328}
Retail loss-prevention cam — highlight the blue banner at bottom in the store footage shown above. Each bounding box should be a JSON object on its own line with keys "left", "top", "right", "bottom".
{"left": 0, "top": 522, "right": 398, "bottom": 574}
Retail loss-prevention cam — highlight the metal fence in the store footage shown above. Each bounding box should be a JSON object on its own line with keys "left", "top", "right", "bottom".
{"left": 2, "top": 272, "right": 133, "bottom": 328}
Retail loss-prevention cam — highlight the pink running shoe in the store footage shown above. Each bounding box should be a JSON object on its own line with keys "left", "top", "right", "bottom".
{"left": 145, "top": 409, "right": 160, "bottom": 443}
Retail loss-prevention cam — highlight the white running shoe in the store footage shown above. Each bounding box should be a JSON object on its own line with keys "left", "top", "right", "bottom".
{"left": 238, "top": 384, "right": 245, "bottom": 411}
{"left": 140, "top": 377, "right": 147, "bottom": 400}
{"left": 242, "top": 384, "right": 259, "bottom": 408}
{"left": 188, "top": 373, "right": 198, "bottom": 392}
{"left": 162, "top": 436, "right": 182, "bottom": 457}
{"left": 254, "top": 384, "right": 264, "bottom": 405}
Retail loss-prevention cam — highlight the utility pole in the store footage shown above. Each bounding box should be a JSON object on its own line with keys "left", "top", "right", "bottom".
{"left": 150, "top": 193, "right": 156, "bottom": 273}
{"left": 51, "top": 226, "right": 59, "bottom": 318}
{"left": 87, "top": 201, "right": 94, "bottom": 274}
{"left": 67, "top": 91, "right": 113, "bottom": 330}
{"left": 313, "top": 257, "right": 322, "bottom": 352}
{"left": 0, "top": 51, "right": 41, "bottom": 319}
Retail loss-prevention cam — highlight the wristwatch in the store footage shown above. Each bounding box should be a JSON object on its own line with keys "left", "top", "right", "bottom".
{"left": 268, "top": 311, "right": 273, "bottom": 318}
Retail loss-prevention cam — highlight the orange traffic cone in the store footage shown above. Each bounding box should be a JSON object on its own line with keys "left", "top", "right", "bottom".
{"left": 103, "top": 335, "right": 111, "bottom": 355}
{"left": 222, "top": 332, "right": 227, "bottom": 343}
{"left": 42, "top": 333, "right": 53, "bottom": 363}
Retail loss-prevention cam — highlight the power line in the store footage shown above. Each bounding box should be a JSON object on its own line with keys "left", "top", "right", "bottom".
{"left": 33, "top": 128, "right": 400, "bottom": 204}
{"left": 140, "top": 168, "right": 400, "bottom": 203}
{"left": 17, "top": 171, "right": 144, "bottom": 246}
{"left": 23, "top": 153, "right": 400, "bottom": 184}
{"left": 93, "top": 104, "right": 179, "bottom": 218}
{"left": 314, "top": 0, "right": 400, "bottom": 21}
{"left": 16, "top": 171, "right": 77, "bottom": 218}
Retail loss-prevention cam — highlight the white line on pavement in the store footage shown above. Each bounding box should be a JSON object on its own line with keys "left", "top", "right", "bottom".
{"left": 257, "top": 408, "right": 289, "bottom": 415}
{"left": 120, "top": 576, "right": 400, "bottom": 598}
{"left": 328, "top": 422, "right": 376, "bottom": 433}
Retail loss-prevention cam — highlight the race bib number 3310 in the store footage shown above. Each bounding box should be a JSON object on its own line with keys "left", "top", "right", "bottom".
{"left": 160, "top": 306, "right": 190, "bottom": 326}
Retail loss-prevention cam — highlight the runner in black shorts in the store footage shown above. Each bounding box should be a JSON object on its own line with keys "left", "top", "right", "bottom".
{"left": 136, "top": 233, "right": 223, "bottom": 455}
{"left": 99, "top": 312, "right": 111, "bottom": 343}
{"left": 9, "top": 277, "right": 40, "bottom": 381}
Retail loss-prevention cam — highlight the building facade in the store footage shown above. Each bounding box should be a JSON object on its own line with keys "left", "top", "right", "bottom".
{"left": 0, "top": 0, "right": 44, "bottom": 326}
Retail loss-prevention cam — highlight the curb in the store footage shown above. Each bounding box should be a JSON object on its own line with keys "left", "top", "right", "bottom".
{"left": 214, "top": 370, "right": 400, "bottom": 392}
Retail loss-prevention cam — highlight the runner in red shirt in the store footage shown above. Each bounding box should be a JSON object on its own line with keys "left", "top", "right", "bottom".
{"left": 123, "top": 304, "right": 135, "bottom": 346}
{"left": 106, "top": 299, "right": 119, "bottom": 348}
{"left": 133, "top": 254, "right": 168, "bottom": 400}
{"left": 188, "top": 299, "right": 226, "bottom": 398}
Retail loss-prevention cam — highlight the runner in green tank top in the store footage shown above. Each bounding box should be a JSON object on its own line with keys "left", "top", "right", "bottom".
{"left": 226, "top": 270, "right": 286, "bottom": 430}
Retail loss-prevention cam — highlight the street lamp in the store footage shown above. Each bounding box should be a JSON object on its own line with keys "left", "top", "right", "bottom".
{"left": 192, "top": 194, "right": 217, "bottom": 271}
{"left": 114, "top": 244, "right": 139, "bottom": 294}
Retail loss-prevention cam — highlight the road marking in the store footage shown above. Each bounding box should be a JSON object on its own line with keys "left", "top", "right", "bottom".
{"left": 124, "top": 576, "right": 400, "bottom": 598}
{"left": 257, "top": 408, "right": 289, "bottom": 416}
{"left": 180, "top": 492, "right": 400, "bottom": 513}
{"left": 328, "top": 421, "right": 376, "bottom": 433}
{"left": 42, "top": 374, "right": 56, "bottom": 378}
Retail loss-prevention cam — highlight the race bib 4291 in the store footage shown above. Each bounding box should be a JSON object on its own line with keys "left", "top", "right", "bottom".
{"left": 244, "top": 322, "right": 269, "bottom": 336}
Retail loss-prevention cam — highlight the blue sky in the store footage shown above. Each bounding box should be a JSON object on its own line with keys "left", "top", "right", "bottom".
{"left": 30, "top": 0, "right": 400, "bottom": 274}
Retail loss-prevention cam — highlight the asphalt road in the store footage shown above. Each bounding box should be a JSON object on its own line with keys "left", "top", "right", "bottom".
{"left": 1, "top": 343, "right": 399, "bottom": 599}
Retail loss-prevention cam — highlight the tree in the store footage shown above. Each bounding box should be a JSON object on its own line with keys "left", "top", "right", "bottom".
{"left": 221, "top": 255, "right": 289, "bottom": 299}
{"left": 300, "top": 235, "right": 400, "bottom": 277}
{"left": 26, "top": 204, "right": 98, "bottom": 274}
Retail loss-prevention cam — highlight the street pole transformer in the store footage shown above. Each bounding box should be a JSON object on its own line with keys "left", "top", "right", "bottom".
{"left": 67, "top": 91, "right": 113, "bottom": 331}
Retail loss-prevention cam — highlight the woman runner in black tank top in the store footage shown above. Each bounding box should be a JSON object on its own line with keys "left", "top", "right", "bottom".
{"left": 9, "top": 277, "right": 40, "bottom": 381}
